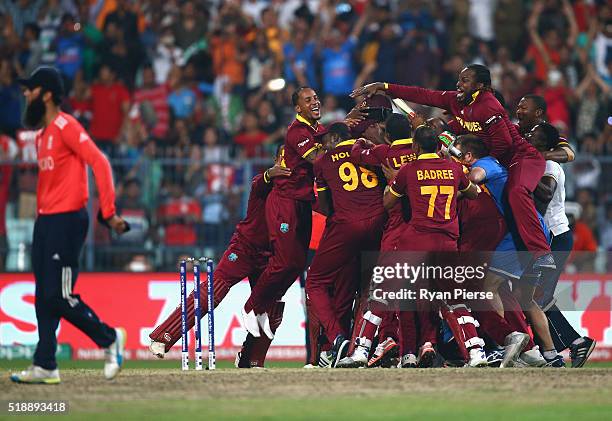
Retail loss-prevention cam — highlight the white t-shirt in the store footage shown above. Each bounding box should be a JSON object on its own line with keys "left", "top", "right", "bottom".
{"left": 544, "top": 160, "right": 570, "bottom": 236}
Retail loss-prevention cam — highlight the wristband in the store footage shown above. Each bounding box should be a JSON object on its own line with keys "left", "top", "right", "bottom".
{"left": 383, "top": 83, "right": 389, "bottom": 90}
{"left": 263, "top": 170, "right": 271, "bottom": 183}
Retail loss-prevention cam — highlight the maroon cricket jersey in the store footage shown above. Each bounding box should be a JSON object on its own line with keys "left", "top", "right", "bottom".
{"left": 235, "top": 173, "right": 272, "bottom": 250}
{"left": 274, "top": 114, "right": 325, "bottom": 202}
{"left": 389, "top": 153, "right": 470, "bottom": 240}
{"left": 351, "top": 138, "right": 416, "bottom": 229}
{"left": 457, "top": 189, "right": 506, "bottom": 252}
{"left": 314, "top": 140, "right": 385, "bottom": 223}
{"left": 387, "top": 85, "right": 538, "bottom": 167}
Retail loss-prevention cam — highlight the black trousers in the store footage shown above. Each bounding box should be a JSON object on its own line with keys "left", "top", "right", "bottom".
{"left": 32, "top": 209, "right": 116, "bottom": 370}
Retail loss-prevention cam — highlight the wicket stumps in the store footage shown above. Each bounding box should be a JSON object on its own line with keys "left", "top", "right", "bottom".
{"left": 180, "top": 257, "right": 215, "bottom": 371}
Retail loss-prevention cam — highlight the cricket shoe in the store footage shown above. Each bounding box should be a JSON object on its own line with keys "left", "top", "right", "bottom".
{"left": 104, "top": 328, "right": 126, "bottom": 380}
{"left": 149, "top": 341, "right": 166, "bottom": 359}
{"left": 486, "top": 348, "right": 504, "bottom": 367}
{"left": 10, "top": 365, "right": 60, "bottom": 384}
{"left": 417, "top": 342, "right": 436, "bottom": 368}
{"left": 500, "top": 331, "right": 529, "bottom": 368}
{"left": 544, "top": 354, "right": 566, "bottom": 368}
{"left": 318, "top": 350, "right": 333, "bottom": 368}
{"left": 515, "top": 346, "right": 547, "bottom": 367}
{"left": 329, "top": 335, "right": 350, "bottom": 368}
{"left": 256, "top": 312, "right": 274, "bottom": 339}
{"left": 532, "top": 253, "right": 556, "bottom": 271}
{"left": 241, "top": 308, "right": 261, "bottom": 337}
{"left": 367, "top": 337, "right": 400, "bottom": 368}
{"left": 467, "top": 348, "right": 488, "bottom": 367}
{"left": 570, "top": 337, "right": 596, "bottom": 368}
{"left": 336, "top": 346, "right": 369, "bottom": 368}
{"left": 399, "top": 353, "right": 417, "bottom": 368}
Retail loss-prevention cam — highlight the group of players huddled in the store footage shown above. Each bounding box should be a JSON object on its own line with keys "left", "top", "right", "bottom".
{"left": 149, "top": 64, "right": 596, "bottom": 370}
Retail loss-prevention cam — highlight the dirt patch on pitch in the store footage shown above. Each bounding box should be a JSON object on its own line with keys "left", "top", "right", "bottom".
{"left": 2, "top": 368, "right": 612, "bottom": 413}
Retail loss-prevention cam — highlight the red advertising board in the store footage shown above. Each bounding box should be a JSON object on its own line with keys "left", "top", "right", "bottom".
{"left": 1, "top": 273, "right": 611, "bottom": 360}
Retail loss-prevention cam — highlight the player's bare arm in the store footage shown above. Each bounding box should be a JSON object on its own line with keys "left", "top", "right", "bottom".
{"left": 383, "top": 185, "right": 399, "bottom": 210}
{"left": 543, "top": 144, "right": 575, "bottom": 163}
{"left": 533, "top": 175, "right": 557, "bottom": 215}
{"left": 266, "top": 164, "right": 292, "bottom": 179}
{"left": 459, "top": 182, "right": 479, "bottom": 200}
{"left": 468, "top": 167, "right": 487, "bottom": 184}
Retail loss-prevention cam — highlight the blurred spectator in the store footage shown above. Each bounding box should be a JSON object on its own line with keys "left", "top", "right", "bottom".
{"left": 19, "top": 22, "right": 43, "bottom": 76}
{"left": 574, "top": 66, "right": 610, "bottom": 140}
{"left": 54, "top": 13, "right": 83, "bottom": 84}
{"left": 89, "top": 64, "right": 130, "bottom": 156}
{"left": 172, "top": 1, "right": 207, "bottom": 51}
{"left": 261, "top": 7, "right": 287, "bottom": 63}
{"left": 0, "top": 59, "right": 22, "bottom": 136}
{"left": 246, "top": 32, "right": 277, "bottom": 91}
{"left": 103, "top": 0, "right": 139, "bottom": 41}
{"left": 124, "top": 254, "right": 154, "bottom": 272}
{"left": 320, "top": 9, "right": 366, "bottom": 110}
{"left": 157, "top": 180, "right": 202, "bottom": 247}
{"left": 125, "top": 140, "right": 163, "bottom": 211}
{"left": 68, "top": 70, "right": 91, "bottom": 127}
{"left": 152, "top": 25, "right": 184, "bottom": 85}
{"left": 211, "top": 22, "right": 247, "bottom": 87}
{"left": 0, "top": 133, "right": 17, "bottom": 271}
{"left": 167, "top": 65, "right": 197, "bottom": 120}
{"left": 602, "top": 202, "right": 612, "bottom": 271}
{"left": 133, "top": 65, "right": 170, "bottom": 140}
{"left": 567, "top": 202, "right": 598, "bottom": 272}
{"left": 395, "top": 31, "right": 440, "bottom": 88}
{"left": 115, "top": 178, "right": 151, "bottom": 247}
{"left": 201, "top": 127, "right": 231, "bottom": 164}
{"left": 0, "top": 0, "right": 44, "bottom": 36}
{"left": 234, "top": 112, "right": 268, "bottom": 158}
{"left": 576, "top": 188, "right": 598, "bottom": 235}
{"left": 320, "top": 94, "right": 346, "bottom": 125}
{"left": 208, "top": 77, "right": 244, "bottom": 134}
{"left": 283, "top": 27, "right": 316, "bottom": 88}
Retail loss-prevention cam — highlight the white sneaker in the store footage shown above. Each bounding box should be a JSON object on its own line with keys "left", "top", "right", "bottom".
{"left": 336, "top": 346, "right": 369, "bottom": 368}
{"left": 257, "top": 312, "right": 274, "bottom": 339}
{"left": 399, "top": 353, "right": 417, "bottom": 368}
{"left": 241, "top": 308, "right": 260, "bottom": 337}
{"left": 303, "top": 364, "right": 317, "bottom": 369}
{"left": 104, "top": 327, "right": 126, "bottom": 380}
{"left": 468, "top": 348, "right": 488, "bottom": 367}
{"left": 149, "top": 341, "right": 165, "bottom": 359}
{"left": 10, "top": 365, "right": 60, "bottom": 384}
{"left": 500, "top": 331, "right": 529, "bottom": 368}
{"left": 516, "top": 345, "right": 547, "bottom": 367}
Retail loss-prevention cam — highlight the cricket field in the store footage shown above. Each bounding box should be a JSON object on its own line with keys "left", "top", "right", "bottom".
{"left": 1, "top": 360, "right": 612, "bottom": 420}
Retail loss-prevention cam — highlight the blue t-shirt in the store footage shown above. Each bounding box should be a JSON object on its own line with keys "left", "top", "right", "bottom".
{"left": 55, "top": 34, "right": 83, "bottom": 79}
{"left": 283, "top": 41, "right": 317, "bottom": 88}
{"left": 473, "top": 156, "right": 507, "bottom": 215}
{"left": 168, "top": 88, "right": 197, "bottom": 119}
{"left": 321, "top": 38, "right": 357, "bottom": 95}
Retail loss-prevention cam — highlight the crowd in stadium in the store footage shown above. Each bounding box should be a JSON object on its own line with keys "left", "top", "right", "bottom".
{"left": 0, "top": 0, "right": 610, "bottom": 272}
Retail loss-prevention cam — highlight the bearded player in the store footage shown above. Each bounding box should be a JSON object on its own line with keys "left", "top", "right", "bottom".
{"left": 149, "top": 147, "right": 291, "bottom": 368}
{"left": 352, "top": 64, "right": 555, "bottom": 277}
{"left": 241, "top": 87, "right": 326, "bottom": 339}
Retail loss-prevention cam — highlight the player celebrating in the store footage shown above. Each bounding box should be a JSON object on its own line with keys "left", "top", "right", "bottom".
{"left": 350, "top": 113, "right": 417, "bottom": 367}
{"left": 338, "top": 126, "right": 482, "bottom": 368}
{"left": 242, "top": 87, "right": 326, "bottom": 339}
{"left": 515, "top": 95, "right": 575, "bottom": 163}
{"left": 528, "top": 123, "right": 596, "bottom": 367}
{"left": 305, "top": 122, "right": 387, "bottom": 367}
{"left": 11, "top": 67, "right": 129, "bottom": 384}
{"left": 351, "top": 64, "right": 556, "bottom": 275}
{"left": 148, "top": 147, "right": 291, "bottom": 368}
